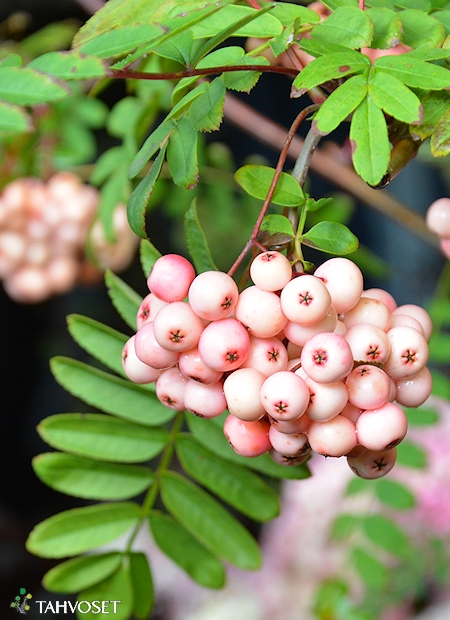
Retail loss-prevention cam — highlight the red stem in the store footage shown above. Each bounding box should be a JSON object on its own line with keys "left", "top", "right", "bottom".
{"left": 108, "top": 65, "right": 299, "bottom": 81}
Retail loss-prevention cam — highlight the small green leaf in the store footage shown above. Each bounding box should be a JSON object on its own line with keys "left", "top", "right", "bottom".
{"left": 235, "top": 164, "right": 304, "bottom": 206}
{"left": 311, "top": 6, "right": 373, "bottom": 48}
{"left": 43, "top": 552, "right": 122, "bottom": 594}
{"left": 363, "top": 514, "right": 413, "bottom": 559}
{"left": 167, "top": 116, "right": 199, "bottom": 188}
{"left": 78, "top": 563, "right": 133, "bottom": 620}
{"left": 301, "top": 221, "right": 359, "bottom": 254}
{"left": 77, "top": 25, "right": 163, "bottom": 58}
{"left": 128, "top": 119, "right": 176, "bottom": 179}
{"left": 0, "top": 54, "right": 23, "bottom": 67}
{"left": 176, "top": 434, "right": 280, "bottom": 522}
{"left": 346, "top": 477, "right": 370, "bottom": 495}
{"left": 128, "top": 143, "right": 168, "bottom": 238}
{"left": 351, "top": 547, "right": 389, "bottom": 590}
{"left": 26, "top": 503, "right": 140, "bottom": 558}
{"left": 260, "top": 214, "right": 295, "bottom": 238}
{"left": 299, "top": 39, "right": 351, "bottom": 58}
{"left": 160, "top": 471, "right": 262, "bottom": 570}
{"left": 91, "top": 147, "right": 126, "bottom": 186}
{"left": 107, "top": 96, "right": 141, "bottom": 139}
{"left": 430, "top": 370, "right": 450, "bottom": 399}
{"left": 38, "top": 413, "right": 169, "bottom": 463}
{"left": 140, "top": 239, "right": 162, "bottom": 277}
{"left": 105, "top": 270, "right": 142, "bottom": 330}
{"left": 0, "top": 101, "right": 32, "bottom": 134}
{"left": 369, "top": 71, "right": 422, "bottom": 124}
{"left": 222, "top": 55, "right": 270, "bottom": 92}
{"left": 168, "top": 81, "right": 209, "bottom": 120}
{"left": 314, "top": 73, "right": 368, "bottom": 134}
{"left": 190, "top": 4, "right": 282, "bottom": 39}
{"left": 189, "top": 77, "right": 225, "bottom": 133}
{"left": 67, "top": 314, "right": 128, "bottom": 377}
{"left": 129, "top": 553, "right": 154, "bottom": 620}
{"left": 375, "top": 478, "right": 415, "bottom": 509}
{"left": 28, "top": 51, "right": 106, "bottom": 79}
{"left": 434, "top": 9, "right": 450, "bottom": 36}
{"left": 399, "top": 9, "right": 445, "bottom": 48}
{"left": 349, "top": 95, "right": 390, "bottom": 186}
{"left": 50, "top": 357, "right": 175, "bottom": 426}
{"left": 0, "top": 66, "right": 70, "bottom": 105}
{"left": 404, "top": 405, "right": 439, "bottom": 425}
{"left": 153, "top": 29, "right": 194, "bottom": 64}
{"left": 314, "top": 579, "right": 349, "bottom": 618}
{"left": 373, "top": 54, "right": 450, "bottom": 89}
{"left": 292, "top": 51, "right": 370, "bottom": 94}
{"left": 185, "top": 198, "right": 217, "bottom": 272}
{"left": 396, "top": 438, "right": 428, "bottom": 468}
{"left": 32, "top": 452, "right": 154, "bottom": 500}
{"left": 331, "top": 513, "right": 361, "bottom": 540}
{"left": 366, "top": 7, "right": 402, "bottom": 48}
{"left": 431, "top": 107, "right": 450, "bottom": 157}
{"left": 149, "top": 511, "right": 225, "bottom": 588}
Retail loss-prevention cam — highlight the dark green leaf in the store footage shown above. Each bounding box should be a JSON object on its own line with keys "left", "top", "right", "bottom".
{"left": 0, "top": 101, "right": 32, "bottom": 134}
{"left": 396, "top": 438, "right": 428, "bottom": 468}
{"left": 375, "top": 478, "right": 415, "bottom": 509}
{"left": 129, "top": 119, "right": 176, "bottom": 179}
{"left": 37, "top": 413, "right": 169, "bottom": 463}
{"left": 369, "top": 71, "right": 422, "bottom": 124}
{"left": 331, "top": 513, "right": 361, "bottom": 540}
{"left": 128, "top": 143, "right": 168, "bottom": 238}
{"left": 363, "top": 514, "right": 413, "bottom": 559}
{"left": 149, "top": 511, "right": 225, "bottom": 588}
{"left": 176, "top": 434, "right": 280, "bottom": 521}
{"left": 32, "top": 452, "right": 154, "bottom": 500}
{"left": 78, "top": 563, "right": 133, "bottom": 620}
{"left": 105, "top": 270, "right": 142, "bottom": 330}
{"left": 26, "top": 503, "right": 140, "bottom": 558}
{"left": 349, "top": 95, "right": 390, "bottom": 185}
{"left": 292, "top": 51, "right": 370, "bottom": 94}
{"left": 373, "top": 55, "right": 450, "bottom": 89}
{"left": 50, "top": 357, "right": 175, "bottom": 426}
{"left": 43, "top": 552, "right": 122, "bottom": 594}
{"left": 301, "top": 221, "right": 359, "bottom": 254}
{"left": 140, "top": 239, "right": 162, "bottom": 277}
{"left": 404, "top": 405, "right": 439, "bottom": 425}
{"left": 129, "top": 553, "right": 154, "bottom": 619}
{"left": 184, "top": 198, "right": 217, "bottom": 272}
{"left": 153, "top": 29, "right": 194, "bottom": 64}
{"left": 399, "top": 9, "right": 445, "bottom": 48}
{"left": 0, "top": 66, "right": 70, "bottom": 105}
{"left": 314, "top": 73, "right": 368, "bottom": 134}
{"left": 160, "top": 471, "right": 262, "bottom": 570}
{"left": 351, "top": 547, "right": 389, "bottom": 589}
{"left": 311, "top": 6, "right": 373, "bottom": 48}
{"left": 366, "top": 7, "right": 402, "bottom": 48}
{"left": 167, "top": 116, "right": 199, "bottom": 188}
{"left": 411, "top": 90, "right": 450, "bottom": 140}
{"left": 260, "top": 214, "right": 295, "bottom": 238}
{"left": 28, "top": 51, "right": 106, "bottom": 79}
{"left": 235, "top": 164, "right": 304, "bottom": 206}
{"left": 189, "top": 77, "right": 225, "bottom": 133}
{"left": 67, "top": 314, "right": 128, "bottom": 377}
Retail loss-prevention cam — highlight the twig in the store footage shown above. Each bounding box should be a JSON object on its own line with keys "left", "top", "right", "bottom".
{"left": 109, "top": 64, "right": 298, "bottom": 81}
{"left": 292, "top": 123, "right": 322, "bottom": 187}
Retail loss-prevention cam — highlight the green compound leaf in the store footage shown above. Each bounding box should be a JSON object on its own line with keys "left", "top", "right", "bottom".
{"left": 26, "top": 502, "right": 140, "bottom": 558}
{"left": 185, "top": 198, "right": 218, "bottom": 273}
{"left": 78, "top": 563, "right": 133, "bottom": 620}
{"left": 28, "top": 51, "right": 107, "bottom": 79}
{"left": 292, "top": 51, "right": 370, "bottom": 95}
{"left": 160, "top": 471, "right": 262, "bottom": 571}
{"left": 43, "top": 552, "right": 122, "bottom": 594}
{"left": 67, "top": 314, "right": 128, "bottom": 377}
{"left": 300, "top": 221, "right": 359, "bottom": 255}
{"left": 235, "top": 164, "right": 304, "bottom": 206}
{"left": 0, "top": 66, "right": 70, "bottom": 105}
{"left": 189, "top": 77, "right": 226, "bottom": 133}
{"left": 105, "top": 270, "right": 142, "bottom": 330}
{"left": 373, "top": 55, "right": 450, "bottom": 89}
{"left": 375, "top": 478, "right": 415, "bottom": 509}
{"left": 128, "top": 143, "right": 168, "bottom": 239}
{"left": 369, "top": 71, "right": 422, "bottom": 124}
{"left": 140, "top": 239, "right": 162, "bottom": 277}
{"left": 0, "top": 101, "right": 32, "bottom": 134}
{"left": 362, "top": 514, "right": 413, "bottom": 559}
{"left": 32, "top": 452, "right": 154, "bottom": 500}
{"left": 130, "top": 553, "right": 154, "bottom": 620}
{"left": 149, "top": 511, "right": 225, "bottom": 588}
{"left": 129, "top": 119, "right": 176, "bottom": 180}
{"left": 310, "top": 6, "right": 373, "bottom": 48}
{"left": 399, "top": 9, "right": 445, "bottom": 48}
{"left": 37, "top": 413, "right": 169, "bottom": 463}
{"left": 50, "top": 357, "right": 175, "bottom": 426}
{"left": 349, "top": 95, "right": 390, "bottom": 186}
{"left": 314, "top": 73, "right": 368, "bottom": 135}
{"left": 167, "top": 116, "right": 199, "bottom": 188}
{"left": 351, "top": 547, "right": 389, "bottom": 590}
{"left": 260, "top": 214, "right": 295, "bottom": 238}
{"left": 176, "top": 433, "right": 280, "bottom": 522}
{"left": 187, "top": 413, "right": 311, "bottom": 480}
{"left": 366, "top": 7, "right": 402, "bottom": 49}
{"left": 396, "top": 438, "right": 428, "bottom": 468}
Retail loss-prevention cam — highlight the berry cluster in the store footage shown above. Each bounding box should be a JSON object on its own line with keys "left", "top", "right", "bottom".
{"left": 122, "top": 252, "right": 432, "bottom": 479}
{"left": 0, "top": 174, "right": 138, "bottom": 303}
{"left": 426, "top": 197, "right": 450, "bottom": 260}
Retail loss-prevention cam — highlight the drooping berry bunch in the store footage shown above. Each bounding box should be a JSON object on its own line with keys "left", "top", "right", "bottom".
{"left": 426, "top": 197, "right": 450, "bottom": 260}
{"left": 122, "top": 252, "right": 432, "bottom": 479}
{"left": 0, "top": 173, "right": 138, "bottom": 303}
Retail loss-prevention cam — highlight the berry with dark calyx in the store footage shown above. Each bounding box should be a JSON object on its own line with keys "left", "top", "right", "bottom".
{"left": 269, "top": 447, "right": 312, "bottom": 466}
{"left": 260, "top": 370, "right": 310, "bottom": 421}
{"left": 188, "top": 270, "right": 239, "bottom": 320}
{"left": 356, "top": 402, "right": 408, "bottom": 451}
{"left": 268, "top": 425, "right": 310, "bottom": 457}
{"left": 184, "top": 379, "right": 227, "bottom": 418}
{"left": 152, "top": 301, "right": 205, "bottom": 352}
{"left": 347, "top": 447, "right": 397, "bottom": 479}
{"left": 345, "top": 364, "right": 391, "bottom": 411}
{"left": 178, "top": 346, "right": 223, "bottom": 384}
{"left": 134, "top": 321, "right": 179, "bottom": 369}
{"left": 241, "top": 335, "right": 288, "bottom": 377}
{"left": 156, "top": 366, "right": 188, "bottom": 411}
{"left": 280, "top": 274, "right": 332, "bottom": 325}
{"left": 383, "top": 325, "right": 429, "bottom": 379}
{"left": 300, "top": 332, "right": 354, "bottom": 384}
{"left": 198, "top": 318, "right": 250, "bottom": 372}
{"left": 250, "top": 250, "right": 292, "bottom": 292}
{"left": 307, "top": 415, "right": 357, "bottom": 457}
{"left": 223, "top": 414, "right": 271, "bottom": 457}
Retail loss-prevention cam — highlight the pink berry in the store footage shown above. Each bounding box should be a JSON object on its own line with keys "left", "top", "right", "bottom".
{"left": 344, "top": 324, "right": 391, "bottom": 365}
{"left": 134, "top": 322, "right": 180, "bottom": 369}
{"left": 307, "top": 415, "right": 357, "bottom": 457}
{"left": 235, "top": 285, "right": 288, "bottom": 338}
{"left": 241, "top": 335, "right": 288, "bottom": 377}
{"left": 250, "top": 251, "right": 292, "bottom": 291}
{"left": 314, "top": 257, "right": 364, "bottom": 314}
{"left": 346, "top": 364, "right": 391, "bottom": 410}
{"left": 152, "top": 301, "right": 204, "bottom": 352}
{"left": 303, "top": 376, "right": 349, "bottom": 422}
{"left": 198, "top": 318, "right": 250, "bottom": 371}
{"left": 440, "top": 237, "right": 450, "bottom": 258}
{"left": 383, "top": 325, "right": 429, "bottom": 379}
{"left": 343, "top": 296, "right": 391, "bottom": 331}
{"left": 260, "top": 371, "right": 310, "bottom": 421}
{"left": 356, "top": 402, "right": 408, "bottom": 451}
{"left": 280, "top": 274, "right": 331, "bottom": 325}
{"left": 269, "top": 414, "right": 311, "bottom": 435}
{"left": 156, "top": 366, "right": 188, "bottom": 410}
{"left": 136, "top": 293, "right": 167, "bottom": 329}
{"left": 392, "top": 304, "right": 432, "bottom": 341}
{"left": 147, "top": 254, "right": 195, "bottom": 302}
{"left": 178, "top": 346, "right": 223, "bottom": 384}
{"left": 347, "top": 447, "right": 397, "bottom": 479}
{"left": 361, "top": 288, "right": 397, "bottom": 313}
{"left": 394, "top": 366, "right": 433, "bottom": 407}
{"left": 223, "top": 368, "right": 267, "bottom": 421}
{"left": 184, "top": 379, "right": 227, "bottom": 418}
{"left": 269, "top": 448, "right": 311, "bottom": 466}
{"left": 283, "top": 305, "right": 337, "bottom": 347}
{"left": 426, "top": 197, "right": 450, "bottom": 238}
{"left": 188, "top": 270, "right": 239, "bottom": 320}
{"left": 122, "top": 335, "right": 161, "bottom": 384}
{"left": 340, "top": 401, "right": 362, "bottom": 423}
{"left": 300, "top": 332, "right": 354, "bottom": 384}
{"left": 268, "top": 425, "right": 310, "bottom": 457}
{"left": 223, "top": 414, "right": 271, "bottom": 457}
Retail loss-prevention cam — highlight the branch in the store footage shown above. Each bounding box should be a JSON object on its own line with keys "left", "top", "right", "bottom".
{"left": 109, "top": 64, "right": 299, "bottom": 81}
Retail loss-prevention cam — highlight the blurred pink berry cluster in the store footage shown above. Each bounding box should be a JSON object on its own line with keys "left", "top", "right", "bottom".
{"left": 122, "top": 252, "right": 433, "bottom": 479}
{"left": 426, "top": 197, "right": 450, "bottom": 259}
{"left": 0, "top": 173, "right": 139, "bottom": 303}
